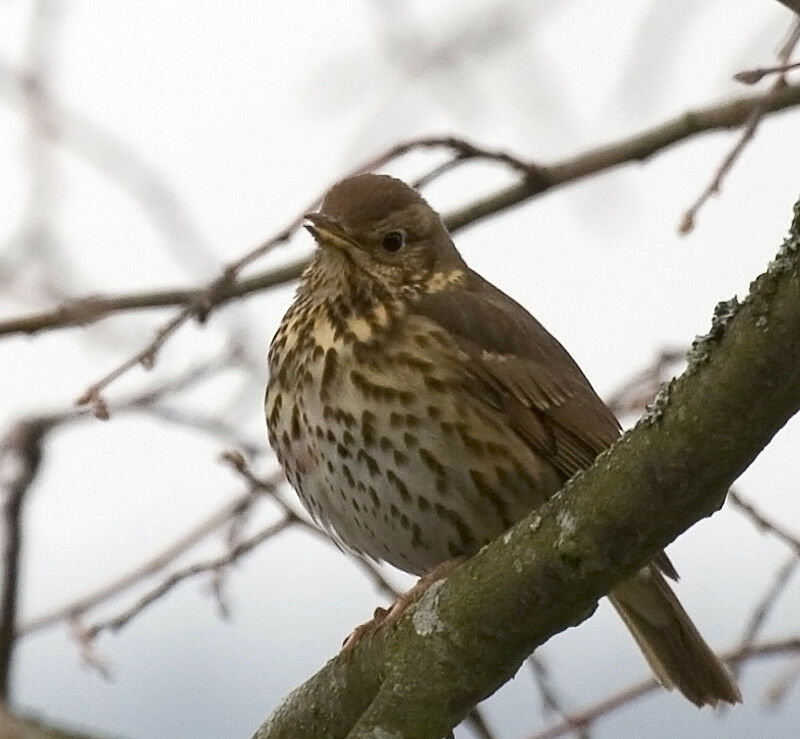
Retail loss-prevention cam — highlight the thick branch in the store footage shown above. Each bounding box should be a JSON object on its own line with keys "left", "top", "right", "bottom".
{"left": 254, "top": 198, "right": 800, "bottom": 739}
{"left": 1, "top": 83, "right": 799, "bottom": 343}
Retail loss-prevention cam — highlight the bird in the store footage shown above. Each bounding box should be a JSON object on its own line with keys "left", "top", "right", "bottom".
{"left": 265, "top": 172, "right": 741, "bottom": 707}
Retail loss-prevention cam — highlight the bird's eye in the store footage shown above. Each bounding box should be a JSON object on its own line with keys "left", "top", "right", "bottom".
{"left": 381, "top": 230, "right": 405, "bottom": 253}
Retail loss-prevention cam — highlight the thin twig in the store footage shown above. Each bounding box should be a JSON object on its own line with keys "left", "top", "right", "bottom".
{"left": 16, "top": 480, "right": 275, "bottom": 636}
{"left": 13, "top": 342, "right": 247, "bottom": 432}
{"left": 764, "top": 658, "right": 800, "bottom": 706}
{"left": 81, "top": 516, "right": 295, "bottom": 639}
{"left": 462, "top": 708, "right": 498, "bottom": 739}
{"left": 735, "top": 59, "right": 800, "bottom": 85}
{"left": 146, "top": 405, "right": 262, "bottom": 458}
{"left": 70, "top": 618, "right": 112, "bottom": 680}
{"left": 528, "top": 638, "right": 800, "bottom": 739}
{"left": 679, "top": 19, "right": 800, "bottom": 234}
{"left": 741, "top": 556, "right": 798, "bottom": 644}
{"left": 605, "top": 348, "right": 685, "bottom": 417}
{"left": 10, "top": 348, "right": 268, "bottom": 639}
{"left": 732, "top": 554, "right": 798, "bottom": 681}
{"left": 728, "top": 490, "right": 800, "bottom": 555}
{"left": 0, "top": 261, "right": 307, "bottom": 339}
{"left": 528, "top": 655, "right": 588, "bottom": 738}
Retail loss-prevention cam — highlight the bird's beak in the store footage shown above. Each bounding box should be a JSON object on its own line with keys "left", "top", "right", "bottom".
{"left": 303, "top": 212, "right": 361, "bottom": 252}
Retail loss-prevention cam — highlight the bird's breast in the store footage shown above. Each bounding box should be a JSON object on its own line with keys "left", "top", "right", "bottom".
{"left": 265, "top": 300, "right": 561, "bottom": 575}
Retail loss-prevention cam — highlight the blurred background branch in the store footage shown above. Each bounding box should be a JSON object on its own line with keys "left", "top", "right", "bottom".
{"left": 3, "top": 78, "right": 800, "bottom": 346}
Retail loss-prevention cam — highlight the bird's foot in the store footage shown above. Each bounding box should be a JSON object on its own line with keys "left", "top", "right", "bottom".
{"left": 340, "top": 605, "right": 389, "bottom": 656}
{"left": 339, "top": 559, "right": 461, "bottom": 657}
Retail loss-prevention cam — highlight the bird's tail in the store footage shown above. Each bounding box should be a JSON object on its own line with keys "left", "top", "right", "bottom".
{"left": 608, "top": 567, "right": 741, "bottom": 707}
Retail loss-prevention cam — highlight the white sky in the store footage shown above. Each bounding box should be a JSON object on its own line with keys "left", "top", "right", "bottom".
{"left": 2, "top": 1, "right": 800, "bottom": 738}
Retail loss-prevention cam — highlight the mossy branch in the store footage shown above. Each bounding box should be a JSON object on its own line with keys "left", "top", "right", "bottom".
{"left": 254, "top": 196, "right": 800, "bottom": 739}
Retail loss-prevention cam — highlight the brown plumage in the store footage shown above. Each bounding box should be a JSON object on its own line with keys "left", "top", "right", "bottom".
{"left": 265, "top": 173, "right": 741, "bottom": 707}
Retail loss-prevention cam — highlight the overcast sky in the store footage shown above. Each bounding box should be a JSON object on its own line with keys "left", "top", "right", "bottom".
{"left": 2, "top": 1, "right": 800, "bottom": 738}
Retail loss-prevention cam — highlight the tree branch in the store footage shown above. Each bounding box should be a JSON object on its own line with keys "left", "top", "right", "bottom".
{"left": 0, "top": 82, "right": 797, "bottom": 348}
{"left": 253, "top": 196, "right": 800, "bottom": 738}
{"left": 0, "top": 420, "right": 48, "bottom": 700}
{"left": 443, "top": 81, "right": 800, "bottom": 231}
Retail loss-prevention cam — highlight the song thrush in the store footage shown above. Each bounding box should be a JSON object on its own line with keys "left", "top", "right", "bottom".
{"left": 265, "top": 173, "right": 741, "bottom": 707}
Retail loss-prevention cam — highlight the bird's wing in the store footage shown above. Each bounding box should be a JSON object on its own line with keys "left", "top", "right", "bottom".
{"left": 411, "top": 270, "right": 680, "bottom": 581}
{"left": 410, "top": 269, "right": 620, "bottom": 480}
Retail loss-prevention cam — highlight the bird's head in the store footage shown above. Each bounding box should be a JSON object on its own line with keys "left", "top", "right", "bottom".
{"left": 304, "top": 174, "right": 465, "bottom": 295}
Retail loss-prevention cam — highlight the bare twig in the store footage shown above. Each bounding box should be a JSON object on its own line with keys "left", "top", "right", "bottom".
{"left": 1, "top": 419, "right": 48, "bottom": 699}
{"left": 2, "top": 352, "right": 249, "bottom": 697}
{"left": 741, "top": 556, "right": 798, "bottom": 644}
{"left": 679, "top": 19, "right": 800, "bottom": 234}
{"left": 0, "top": 261, "right": 308, "bottom": 339}
{"left": 146, "top": 405, "right": 262, "bottom": 458}
{"left": 605, "top": 348, "right": 685, "bottom": 418}
{"left": 735, "top": 59, "right": 800, "bottom": 85}
{"left": 10, "top": 343, "right": 247, "bottom": 433}
{"left": 82, "top": 516, "right": 294, "bottom": 639}
{"left": 16, "top": 480, "right": 275, "bottom": 637}
{"left": 765, "top": 658, "right": 800, "bottom": 706}
{"left": 528, "top": 655, "right": 588, "bottom": 738}
{"left": 462, "top": 709, "right": 498, "bottom": 739}
{"left": 71, "top": 200, "right": 313, "bottom": 416}
{"left": 528, "top": 638, "right": 800, "bottom": 739}
{"left": 732, "top": 554, "right": 798, "bottom": 681}
{"left": 25, "top": 450, "right": 389, "bottom": 645}
{"left": 70, "top": 619, "right": 112, "bottom": 680}
{"left": 728, "top": 490, "right": 800, "bottom": 555}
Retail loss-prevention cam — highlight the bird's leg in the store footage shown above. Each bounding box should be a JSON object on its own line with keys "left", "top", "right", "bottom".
{"left": 339, "top": 605, "right": 390, "bottom": 656}
{"left": 340, "top": 558, "right": 462, "bottom": 656}
{"left": 382, "top": 558, "right": 461, "bottom": 625}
